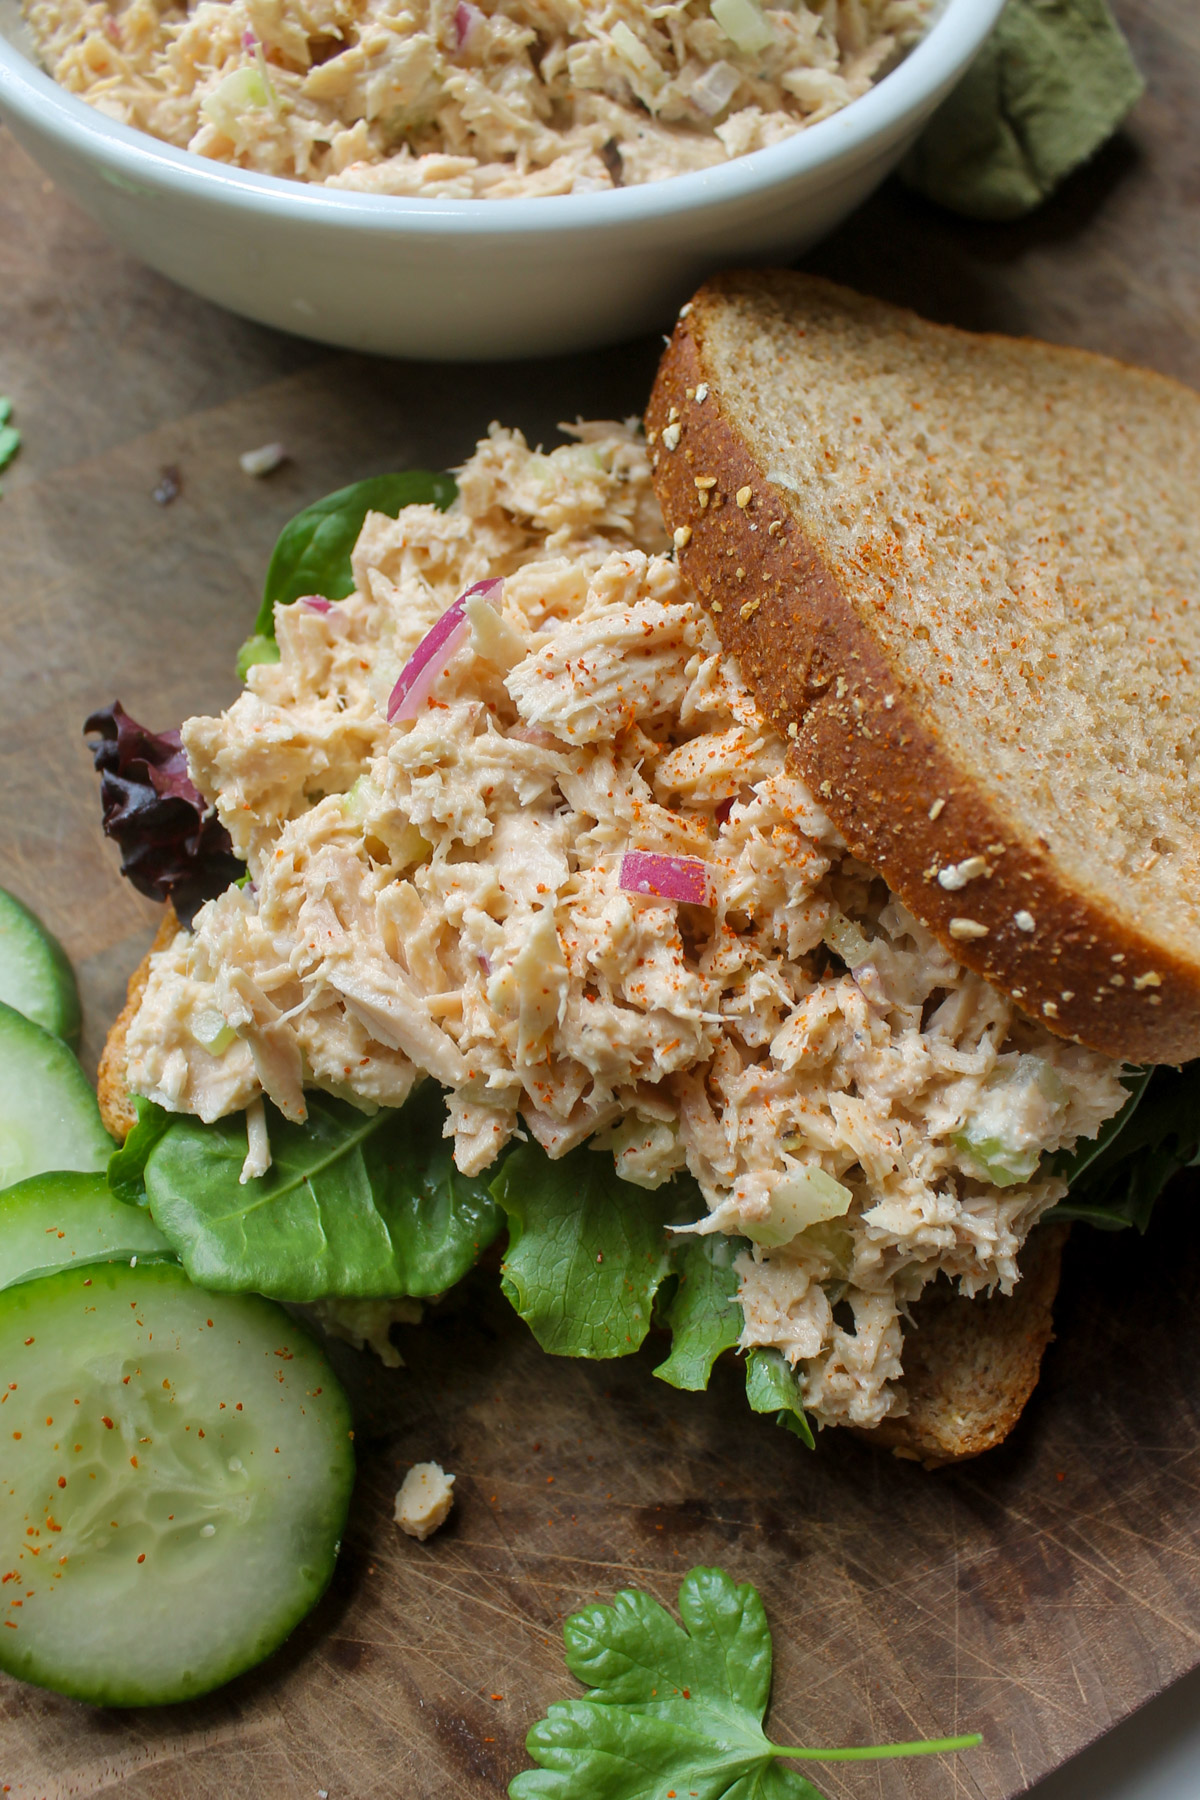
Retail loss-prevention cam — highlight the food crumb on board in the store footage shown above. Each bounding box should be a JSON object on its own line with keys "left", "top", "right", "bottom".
{"left": 239, "top": 441, "right": 288, "bottom": 477}
{"left": 395, "top": 1462, "right": 455, "bottom": 1541}
{"left": 152, "top": 464, "right": 182, "bottom": 505}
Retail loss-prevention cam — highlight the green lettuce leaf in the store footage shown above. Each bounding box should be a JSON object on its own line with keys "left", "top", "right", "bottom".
{"left": 510, "top": 1566, "right": 980, "bottom": 1800}
{"left": 1053, "top": 1061, "right": 1200, "bottom": 1231}
{"left": 255, "top": 470, "right": 456, "bottom": 635}
{"left": 237, "top": 470, "right": 457, "bottom": 677}
{"left": 138, "top": 1084, "right": 502, "bottom": 1301}
{"left": 745, "top": 1347, "right": 815, "bottom": 1449}
{"left": 1050, "top": 1063, "right": 1153, "bottom": 1189}
{"left": 653, "top": 1233, "right": 746, "bottom": 1391}
{"left": 108, "top": 1095, "right": 175, "bottom": 1207}
{"left": 490, "top": 1146, "right": 699, "bottom": 1359}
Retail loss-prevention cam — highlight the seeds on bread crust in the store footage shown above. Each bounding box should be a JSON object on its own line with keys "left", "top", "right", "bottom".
{"left": 647, "top": 274, "right": 1200, "bottom": 1063}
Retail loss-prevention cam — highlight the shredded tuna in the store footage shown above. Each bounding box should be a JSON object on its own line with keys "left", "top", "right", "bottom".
{"left": 25, "top": 0, "right": 934, "bottom": 196}
{"left": 123, "top": 418, "right": 1129, "bottom": 1428}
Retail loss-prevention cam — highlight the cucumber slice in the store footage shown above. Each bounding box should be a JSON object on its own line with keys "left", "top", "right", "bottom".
{"left": 0, "top": 1001, "right": 112, "bottom": 1192}
{"left": 0, "top": 1263, "right": 354, "bottom": 1706}
{"left": 0, "top": 1171, "right": 174, "bottom": 1292}
{"left": 0, "top": 889, "right": 81, "bottom": 1044}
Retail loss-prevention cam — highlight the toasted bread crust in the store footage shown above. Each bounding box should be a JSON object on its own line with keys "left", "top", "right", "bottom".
{"left": 647, "top": 275, "right": 1200, "bottom": 1063}
{"left": 97, "top": 907, "right": 179, "bottom": 1143}
{"left": 864, "top": 1224, "right": 1068, "bottom": 1468}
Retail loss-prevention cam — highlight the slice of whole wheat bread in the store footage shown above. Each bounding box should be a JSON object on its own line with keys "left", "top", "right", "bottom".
{"left": 646, "top": 272, "right": 1200, "bottom": 1063}
{"left": 97, "top": 907, "right": 178, "bottom": 1143}
{"left": 862, "top": 1223, "right": 1068, "bottom": 1468}
{"left": 98, "top": 918, "right": 1062, "bottom": 1465}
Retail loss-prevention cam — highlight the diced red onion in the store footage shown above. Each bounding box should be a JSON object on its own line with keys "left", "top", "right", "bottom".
{"left": 455, "top": 1, "right": 484, "bottom": 50}
{"left": 387, "top": 578, "right": 504, "bottom": 723}
{"left": 300, "top": 595, "right": 333, "bottom": 613}
{"left": 619, "top": 850, "right": 714, "bottom": 907}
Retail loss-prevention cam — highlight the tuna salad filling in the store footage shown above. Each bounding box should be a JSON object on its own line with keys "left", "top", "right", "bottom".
{"left": 123, "top": 420, "right": 1128, "bottom": 1429}
{"left": 25, "top": 0, "right": 935, "bottom": 197}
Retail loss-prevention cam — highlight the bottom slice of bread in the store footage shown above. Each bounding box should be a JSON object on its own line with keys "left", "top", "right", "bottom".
{"left": 98, "top": 914, "right": 1066, "bottom": 1466}
{"left": 97, "top": 906, "right": 178, "bottom": 1144}
{"left": 864, "top": 1224, "right": 1068, "bottom": 1468}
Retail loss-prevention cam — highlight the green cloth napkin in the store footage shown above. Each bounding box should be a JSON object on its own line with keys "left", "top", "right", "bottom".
{"left": 903, "top": 0, "right": 1144, "bottom": 220}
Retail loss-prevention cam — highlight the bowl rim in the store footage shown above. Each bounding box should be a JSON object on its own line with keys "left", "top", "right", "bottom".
{"left": 0, "top": 0, "right": 1005, "bottom": 234}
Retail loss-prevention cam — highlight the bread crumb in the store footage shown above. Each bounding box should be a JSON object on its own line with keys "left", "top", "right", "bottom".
{"left": 740, "top": 598, "right": 760, "bottom": 620}
{"left": 239, "top": 441, "right": 287, "bottom": 477}
{"left": 678, "top": 302, "right": 692, "bottom": 318}
{"left": 948, "top": 918, "right": 988, "bottom": 940}
{"left": 1133, "top": 971, "right": 1162, "bottom": 989}
{"left": 673, "top": 525, "right": 692, "bottom": 548}
{"left": 1042, "top": 1000, "right": 1059, "bottom": 1018}
{"left": 787, "top": 722, "right": 798, "bottom": 739}
{"left": 928, "top": 797, "right": 946, "bottom": 821}
{"left": 711, "top": 600, "right": 723, "bottom": 612}
{"left": 736, "top": 485, "right": 753, "bottom": 508}
{"left": 395, "top": 1462, "right": 455, "bottom": 1541}
{"left": 1014, "top": 910, "right": 1036, "bottom": 932}
{"left": 694, "top": 383, "right": 709, "bottom": 402}
{"left": 938, "top": 856, "right": 987, "bottom": 891}
{"left": 661, "top": 423, "right": 681, "bottom": 451}
{"left": 668, "top": 406, "right": 679, "bottom": 423}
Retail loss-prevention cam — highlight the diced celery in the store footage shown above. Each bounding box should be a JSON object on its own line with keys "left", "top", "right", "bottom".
{"left": 745, "top": 1166, "right": 852, "bottom": 1248}
{"left": 711, "top": 0, "right": 773, "bottom": 55}
{"left": 189, "top": 1009, "right": 237, "bottom": 1057}
{"left": 823, "top": 909, "right": 873, "bottom": 969}
{"left": 201, "top": 66, "right": 271, "bottom": 139}
{"left": 951, "top": 1132, "right": 1041, "bottom": 1188}
{"left": 953, "top": 1054, "right": 1068, "bottom": 1187}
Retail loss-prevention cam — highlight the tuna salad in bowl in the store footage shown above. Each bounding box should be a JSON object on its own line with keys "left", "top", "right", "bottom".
{"left": 91, "top": 420, "right": 1133, "bottom": 1444}
{"left": 0, "top": 0, "right": 1003, "bottom": 355}
{"left": 24, "top": 0, "right": 935, "bottom": 198}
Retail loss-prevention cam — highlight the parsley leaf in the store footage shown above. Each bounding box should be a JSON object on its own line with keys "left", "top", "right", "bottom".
{"left": 510, "top": 1566, "right": 981, "bottom": 1800}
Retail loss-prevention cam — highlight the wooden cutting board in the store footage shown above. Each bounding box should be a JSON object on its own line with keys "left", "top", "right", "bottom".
{"left": 2, "top": 3, "right": 1198, "bottom": 1792}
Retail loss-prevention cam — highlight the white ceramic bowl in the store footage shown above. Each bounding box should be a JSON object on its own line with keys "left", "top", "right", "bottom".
{"left": 0, "top": 0, "right": 1003, "bottom": 360}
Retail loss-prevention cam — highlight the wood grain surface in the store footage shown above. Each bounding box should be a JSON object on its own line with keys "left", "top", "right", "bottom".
{"left": 1, "top": 2, "right": 1198, "bottom": 1794}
